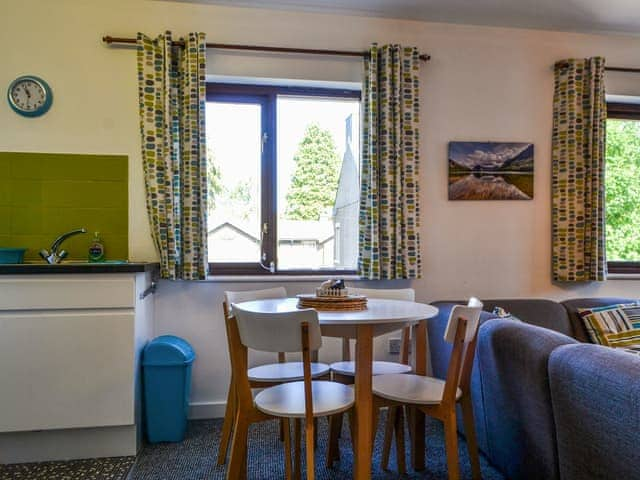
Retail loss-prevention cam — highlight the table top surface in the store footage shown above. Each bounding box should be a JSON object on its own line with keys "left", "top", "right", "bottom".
{"left": 233, "top": 297, "right": 439, "bottom": 325}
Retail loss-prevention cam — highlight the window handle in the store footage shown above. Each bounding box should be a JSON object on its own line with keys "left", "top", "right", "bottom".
{"left": 259, "top": 222, "right": 275, "bottom": 273}
{"left": 261, "top": 132, "right": 268, "bottom": 153}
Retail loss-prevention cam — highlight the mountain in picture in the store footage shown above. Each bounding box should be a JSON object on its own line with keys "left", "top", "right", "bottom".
{"left": 448, "top": 142, "right": 534, "bottom": 200}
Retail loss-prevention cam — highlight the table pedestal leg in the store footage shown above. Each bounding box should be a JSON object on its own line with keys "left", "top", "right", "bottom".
{"left": 354, "top": 324, "right": 373, "bottom": 479}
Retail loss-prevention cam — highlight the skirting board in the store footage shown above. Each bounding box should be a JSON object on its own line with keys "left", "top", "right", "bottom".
{"left": 0, "top": 403, "right": 224, "bottom": 464}
{"left": 0, "top": 425, "right": 137, "bottom": 464}
{"left": 189, "top": 401, "right": 227, "bottom": 420}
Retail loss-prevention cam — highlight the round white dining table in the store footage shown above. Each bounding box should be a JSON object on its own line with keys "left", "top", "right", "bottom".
{"left": 233, "top": 297, "right": 439, "bottom": 479}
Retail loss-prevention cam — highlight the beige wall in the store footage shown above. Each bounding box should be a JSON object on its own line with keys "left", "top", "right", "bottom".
{"left": 3, "top": 0, "right": 640, "bottom": 415}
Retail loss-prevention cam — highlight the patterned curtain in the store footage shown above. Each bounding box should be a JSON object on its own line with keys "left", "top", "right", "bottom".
{"left": 136, "top": 32, "right": 208, "bottom": 280}
{"left": 552, "top": 57, "right": 607, "bottom": 281}
{"left": 359, "top": 44, "right": 422, "bottom": 279}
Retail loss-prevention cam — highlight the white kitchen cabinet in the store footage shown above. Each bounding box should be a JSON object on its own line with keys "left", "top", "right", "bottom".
{"left": 0, "top": 269, "right": 155, "bottom": 463}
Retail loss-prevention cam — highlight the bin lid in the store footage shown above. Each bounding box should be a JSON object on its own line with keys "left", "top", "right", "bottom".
{"left": 143, "top": 335, "right": 195, "bottom": 366}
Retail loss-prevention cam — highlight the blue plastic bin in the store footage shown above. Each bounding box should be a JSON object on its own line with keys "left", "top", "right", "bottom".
{"left": 143, "top": 335, "right": 195, "bottom": 443}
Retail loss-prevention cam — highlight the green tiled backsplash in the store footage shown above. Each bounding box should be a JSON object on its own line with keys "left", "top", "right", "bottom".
{"left": 0, "top": 152, "right": 128, "bottom": 261}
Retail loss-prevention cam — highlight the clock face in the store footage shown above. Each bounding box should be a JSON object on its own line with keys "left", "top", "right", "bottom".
{"left": 7, "top": 76, "right": 52, "bottom": 117}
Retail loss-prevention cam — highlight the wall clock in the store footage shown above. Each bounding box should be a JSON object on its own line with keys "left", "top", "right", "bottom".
{"left": 7, "top": 75, "right": 53, "bottom": 117}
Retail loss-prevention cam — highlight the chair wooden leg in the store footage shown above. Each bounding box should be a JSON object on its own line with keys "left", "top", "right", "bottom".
{"left": 394, "top": 406, "right": 407, "bottom": 475}
{"left": 335, "top": 411, "right": 344, "bottom": 439}
{"left": 326, "top": 414, "right": 341, "bottom": 467}
{"left": 283, "top": 418, "right": 292, "bottom": 480}
{"left": 226, "top": 410, "right": 249, "bottom": 480}
{"left": 461, "top": 397, "right": 482, "bottom": 480}
{"left": 381, "top": 406, "right": 396, "bottom": 470}
{"left": 443, "top": 412, "right": 461, "bottom": 480}
{"left": 217, "top": 381, "right": 236, "bottom": 465}
{"left": 280, "top": 418, "right": 286, "bottom": 442}
{"left": 347, "top": 410, "right": 355, "bottom": 446}
{"left": 313, "top": 417, "right": 318, "bottom": 447}
{"left": 294, "top": 418, "right": 302, "bottom": 480}
{"left": 372, "top": 404, "right": 379, "bottom": 447}
{"left": 306, "top": 417, "right": 315, "bottom": 480}
{"left": 406, "top": 405, "right": 414, "bottom": 443}
{"left": 341, "top": 337, "right": 351, "bottom": 362}
{"left": 410, "top": 406, "right": 426, "bottom": 471}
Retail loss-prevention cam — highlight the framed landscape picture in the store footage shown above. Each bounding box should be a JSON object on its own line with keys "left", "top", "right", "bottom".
{"left": 448, "top": 142, "right": 534, "bottom": 200}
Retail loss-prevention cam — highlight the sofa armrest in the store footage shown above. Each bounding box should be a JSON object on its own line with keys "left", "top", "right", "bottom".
{"left": 549, "top": 344, "right": 640, "bottom": 480}
{"left": 478, "top": 319, "right": 576, "bottom": 480}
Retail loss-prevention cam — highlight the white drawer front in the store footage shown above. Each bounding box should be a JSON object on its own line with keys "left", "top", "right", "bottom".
{"left": 0, "top": 310, "right": 135, "bottom": 432}
{"left": 0, "top": 275, "right": 135, "bottom": 310}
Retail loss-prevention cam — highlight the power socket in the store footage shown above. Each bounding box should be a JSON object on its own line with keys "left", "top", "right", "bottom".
{"left": 388, "top": 338, "right": 412, "bottom": 355}
{"left": 388, "top": 338, "right": 402, "bottom": 354}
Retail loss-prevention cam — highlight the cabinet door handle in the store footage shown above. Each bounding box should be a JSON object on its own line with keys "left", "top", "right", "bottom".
{"left": 139, "top": 282, "right": 157, "bottom": 300}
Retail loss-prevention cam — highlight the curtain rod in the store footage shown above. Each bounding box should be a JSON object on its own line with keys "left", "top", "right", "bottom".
{"left": 606, "top": 66, "right": 640, "bottom": 73}
{"left": 102, "top": 36, "right": 431, "bottom": 62}
{"left": 555, "top": 61, "right": 640, "bottom": 73}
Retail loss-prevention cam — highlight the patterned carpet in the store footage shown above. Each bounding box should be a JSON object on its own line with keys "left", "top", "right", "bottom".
{"left": 0, "top": 456, "right": 135, "bottom": 480}
{"left": 0, "top": 415, "right": 505, "bottom": 479}
{"left": 131, "top": 415, "right": 505, "bottom": 480}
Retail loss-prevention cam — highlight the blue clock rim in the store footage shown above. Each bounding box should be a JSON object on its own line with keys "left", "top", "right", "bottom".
{"left": 7, "top": 75, "right": 53, "bottom": 117}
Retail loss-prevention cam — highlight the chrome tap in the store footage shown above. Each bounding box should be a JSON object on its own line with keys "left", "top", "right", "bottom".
{"left": 39, "top": 228, "right": 87, "bottom": 264}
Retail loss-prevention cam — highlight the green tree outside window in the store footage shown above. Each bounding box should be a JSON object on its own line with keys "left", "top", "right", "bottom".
{"left": 606, "top": 119, "right": 640, "bottom": 261}
{"left": 285, "top": 124, "right": 341, "bottom": 221}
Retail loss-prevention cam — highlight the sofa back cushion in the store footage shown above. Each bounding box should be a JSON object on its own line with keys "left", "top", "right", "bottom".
{"left": 562, "top": 297, "right": 639, "bottom": 342}
{"left": 478, "top": 319, "right": 577, "bottom": 480}
{"left": 549, "top": 344, "right": 640, "bottom": 480}
{"left": 478, "top": 299, "right": 573, "bottom": 336}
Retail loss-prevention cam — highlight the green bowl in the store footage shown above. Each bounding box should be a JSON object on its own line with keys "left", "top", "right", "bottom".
{"left": 0, "top": 248, "right": 27, "bottom": 264}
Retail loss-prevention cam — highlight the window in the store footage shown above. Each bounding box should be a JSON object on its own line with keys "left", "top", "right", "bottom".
{"left": 606, "top": 102, "right": 640, "bottom": 273}
{"left": 206, "top": 84, "right": 361, "bottom": 275}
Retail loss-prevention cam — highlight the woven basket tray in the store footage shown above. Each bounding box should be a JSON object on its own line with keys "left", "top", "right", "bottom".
{"left": 296, "top": 294, "right": 368, "bottom": 311}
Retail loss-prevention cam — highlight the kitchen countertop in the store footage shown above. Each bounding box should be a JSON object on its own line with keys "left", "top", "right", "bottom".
{"left": 0, "top": 262, "right": 160, "bottom": 275}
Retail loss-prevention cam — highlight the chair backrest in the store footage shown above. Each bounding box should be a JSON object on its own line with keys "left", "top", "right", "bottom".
{"left": 225, "top": 287, "right": 287, "bottom": 307}
{"left": 349, "top": 287, "right": 415, "bottom": 301}
{"left": 232, "top": 305, "right": 323, "bottom": 353}
{"left": 223, "top": 287, "right": 291, "bottom": 364}
{"left": 442, "top": 298, "right": 483, "bottom": 403}
{"left": 444, "top": 297, "right": 483, "bottom": 344}
{"left": 347, "top": 287, "right": 415, "bottom": 363}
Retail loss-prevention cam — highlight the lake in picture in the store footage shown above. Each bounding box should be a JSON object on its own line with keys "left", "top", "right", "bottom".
{"left": 448, "top": 142, "right": 534, "bottom": 200}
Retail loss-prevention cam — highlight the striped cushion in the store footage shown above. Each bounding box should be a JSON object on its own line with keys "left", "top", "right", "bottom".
{"left": 607, "top": 329, "right": 640, "bottom": 348}
{"left": 578, "top": 303, "right": 640, "bottom": 346}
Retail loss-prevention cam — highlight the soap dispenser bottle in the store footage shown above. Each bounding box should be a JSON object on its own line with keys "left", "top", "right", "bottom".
{"left": 88, "top": 232, "right": 105, "bottom": 263}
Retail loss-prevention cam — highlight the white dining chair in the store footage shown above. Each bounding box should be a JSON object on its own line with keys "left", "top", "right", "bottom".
{"left": 330, "top": 287, "right": 415, "bottom": 378}
{"left": 229, "top": 304, "right": 354, "bottom": 480}
{"left": 327, "top": 287, "right": 415, "bottom": 469}
{"left": 217, "top": 288, "right": 331, "bottom": 466}
{"left": 371, "top": 298, "right": 484, "bottom": 480}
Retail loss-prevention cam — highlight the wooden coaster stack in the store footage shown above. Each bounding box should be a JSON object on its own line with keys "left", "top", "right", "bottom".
{"left": 296, "top": 294, "right": 368, "bottom": 311}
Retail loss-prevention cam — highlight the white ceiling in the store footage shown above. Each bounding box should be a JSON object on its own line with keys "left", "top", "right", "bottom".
{"left": 175, "top": 0, "right": 640, "bottom": 34}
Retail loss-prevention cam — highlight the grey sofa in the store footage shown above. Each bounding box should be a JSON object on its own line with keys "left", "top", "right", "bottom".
{"left": 428, "top": 297, "right": 639, "bottom": 480}
{"left": 549, "top": 344, "right": 640, "bottom": 480}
